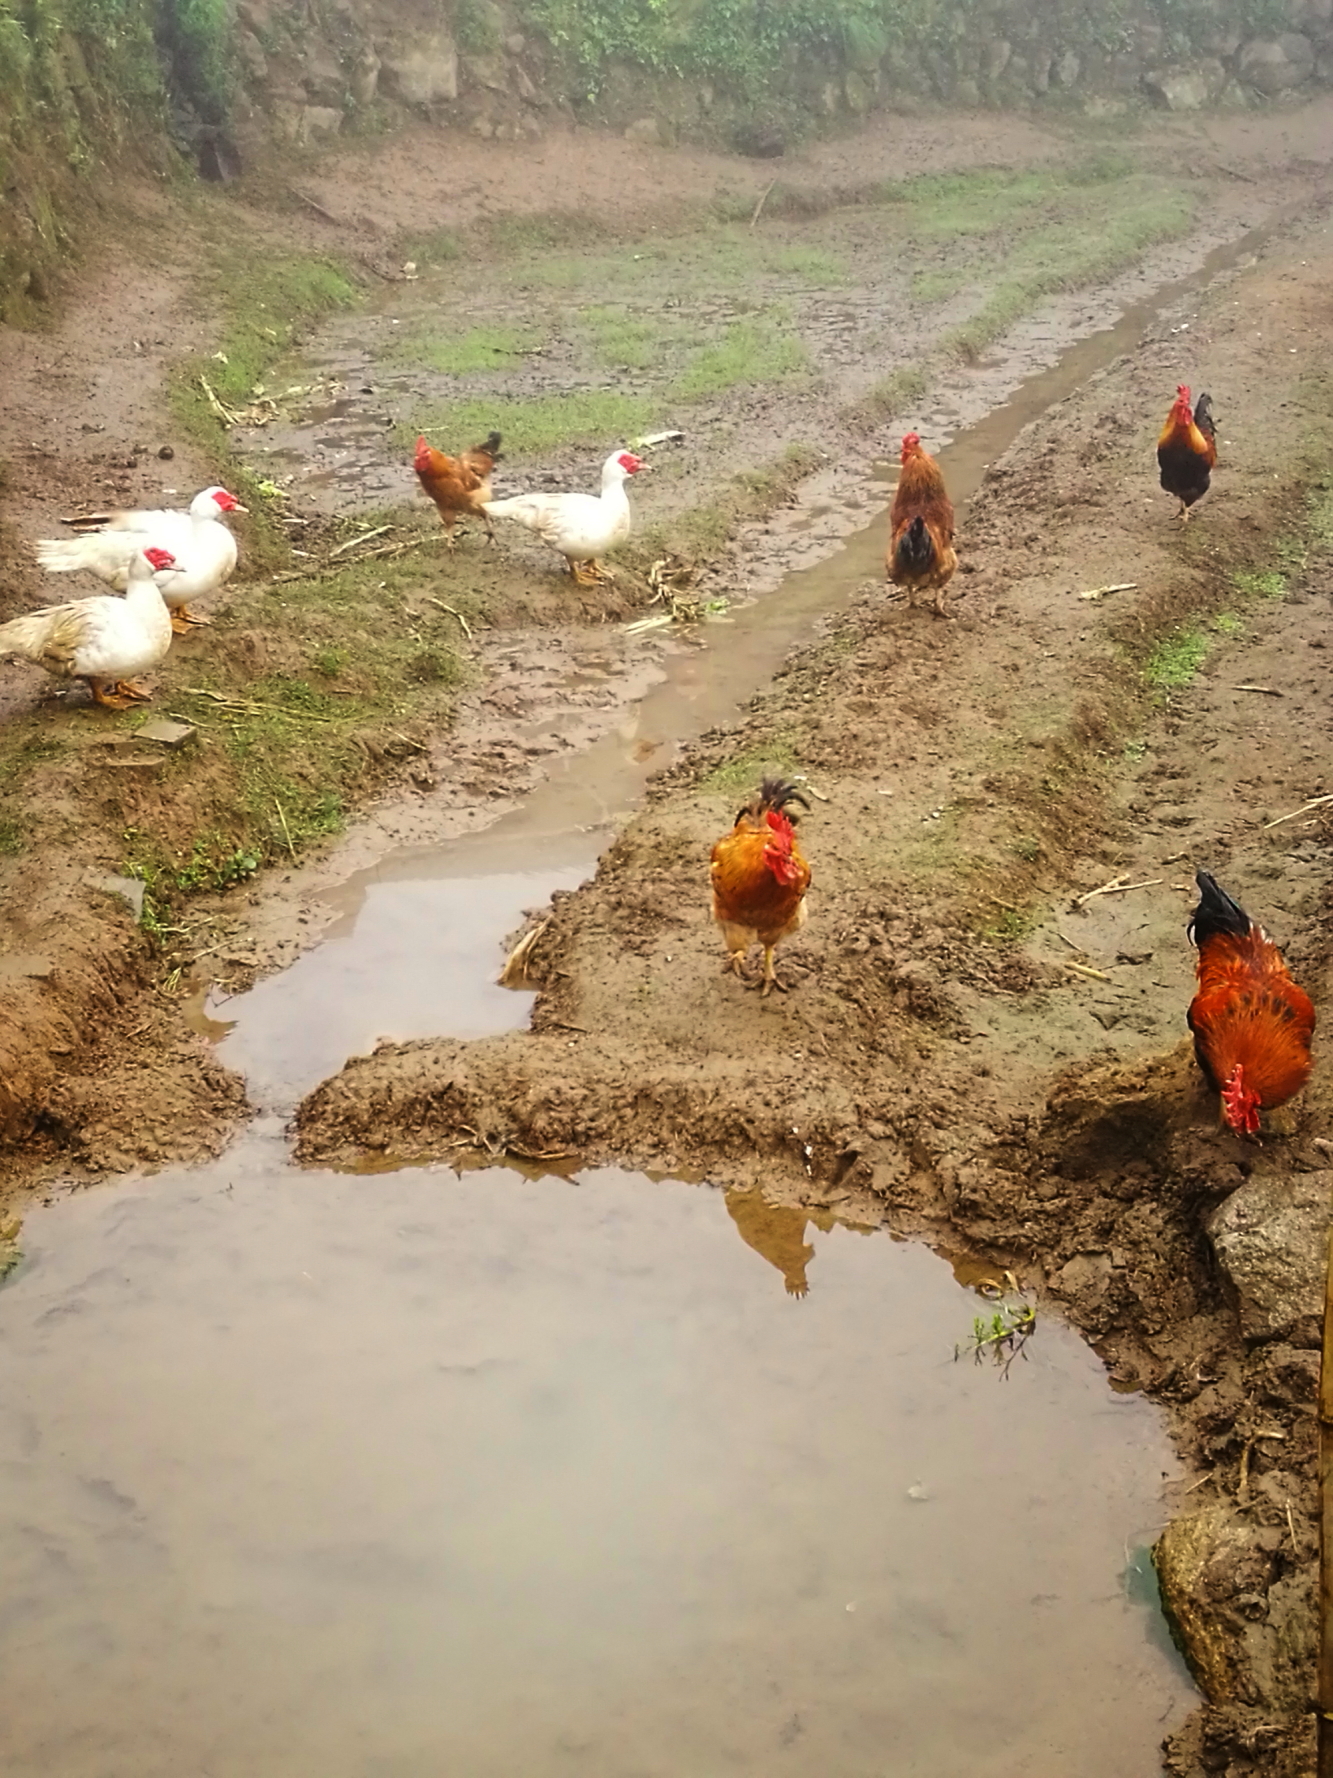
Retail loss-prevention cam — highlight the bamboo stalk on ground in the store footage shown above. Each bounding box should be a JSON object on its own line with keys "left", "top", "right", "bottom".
{"left": 1318, "top": 1212, "right": 1333, "bottom": 1778}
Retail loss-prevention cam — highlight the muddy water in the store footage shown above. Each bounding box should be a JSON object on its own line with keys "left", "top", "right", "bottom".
{"left": 0, "top": 1150, "right": 1192, "bottom": 1777}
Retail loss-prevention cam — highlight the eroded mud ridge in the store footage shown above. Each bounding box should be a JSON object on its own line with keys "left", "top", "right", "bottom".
{"left": 296, "top": 231, "right": 1333, "bottom": 1773}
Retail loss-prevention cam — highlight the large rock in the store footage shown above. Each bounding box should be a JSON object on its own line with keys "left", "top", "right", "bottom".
{"left": 1238, "top": 33, "right": 1316, "bottom": 93}
{"left": 379, "top": 35, "right": 459, "bottom": 105}
{"left": 1207, "top": 1170, "right": 1331, "bottom": 1343}
{"left": 1155, "top": 1504, "right": 1316, "bottom": 1708}
{"left": 1143, "top": 58, "right": 1227, "bottom": 110}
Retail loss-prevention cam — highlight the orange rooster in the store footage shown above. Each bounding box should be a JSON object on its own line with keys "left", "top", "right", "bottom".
{"left": 1157, "top": 385, "right": 1216, "bottom": 523}
{"left": 887, "top": 432, "right": 958, "bottom": 616}
{"left": 1187, "top": 870, "right": 1315, "bottom": 1137}
{"left": 710, "top": 777, "right": 812, "bottom": 996}
{"left": 413, "top": 431, "right": 503, "bottom": 546}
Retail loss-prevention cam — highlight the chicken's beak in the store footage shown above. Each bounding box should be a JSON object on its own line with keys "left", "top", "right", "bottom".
{"left": 232, "top": 503, "right": 251, "bottom": 515}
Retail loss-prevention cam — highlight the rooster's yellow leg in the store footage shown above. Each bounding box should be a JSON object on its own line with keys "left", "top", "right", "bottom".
{"left": 569, "top": 560, "right": 600, "bottom": 587}
{"left": 589, "top": 559, "right": 617, "bottom": 582}
{"left": 759, "top": 945, "right": 793, "bottom": 998}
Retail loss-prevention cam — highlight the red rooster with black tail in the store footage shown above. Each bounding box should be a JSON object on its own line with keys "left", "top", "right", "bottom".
{"left": 1187, "top": 870, "right": 1315, "bottom": 1137}
{"left": 1157, "top": 384, "right": 1216, "bottom": 523}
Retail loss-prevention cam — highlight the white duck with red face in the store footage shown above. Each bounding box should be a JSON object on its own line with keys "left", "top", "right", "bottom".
{"left": 0, "top": 546, "right": 181, "bottom": 710}
{"left": 34, "top": 485, "right": 246, "bottom": 633}
{"left": 483, "top": 449, "right": 644, "bottom": 586}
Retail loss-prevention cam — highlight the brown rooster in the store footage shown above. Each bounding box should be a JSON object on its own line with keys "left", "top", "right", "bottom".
{"left": 413, "top": 431, "right": 503, "bottom": 546}
{"left": 710, "top": 777, "right": 812, "bottom": 996}
{"left": 1187, "top": 870, "right": 1315, "bottom": 1137}
{"left": 1157, "top": 385, "right": 1216, "bottom": 523}
{"left": 887, "top": 431, "right": 958, "bottom": 616}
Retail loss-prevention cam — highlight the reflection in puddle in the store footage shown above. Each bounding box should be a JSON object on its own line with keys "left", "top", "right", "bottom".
{"left": 214, "top": 844, "right": 593, "bottom": 1106}
{"left": 0, "top": 1157, "right": 1193, "bottom": 1778}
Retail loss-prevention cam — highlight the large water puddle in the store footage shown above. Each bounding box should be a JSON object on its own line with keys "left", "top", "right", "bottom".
{"left": 0, "top": 1150, "right": 1192, "bottom": 1777}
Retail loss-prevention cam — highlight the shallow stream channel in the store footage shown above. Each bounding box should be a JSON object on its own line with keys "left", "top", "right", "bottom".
{"left": 4, "top": 220, "right": 1292, "bottom": 1774}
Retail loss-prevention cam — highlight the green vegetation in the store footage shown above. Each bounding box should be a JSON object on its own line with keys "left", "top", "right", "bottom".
{"left": 0, "top": 1215, "right": 20, "bottom": 1285}
{"left": 1232, "top": 569, "right": 1288, "bottom": 599}
{"left": 1144, "top": 626, "right": 1210, "bottom": 690}
{"left": 1212, "top": 611, "right": 1244, "bottom": 636}
{"left": 675, "top": 318, "right": 807, "bottom": 399}
{"left": 701, "top": 737, "right": 804, "bottom": 798}
{"left": 383, "top": 323, "right": 541, "bottom": 375}
{"left": 514, "top": 0, "right": 1284, "bottom": 98}
{"left": 168, "top": 247, "right": 358, "bottom": 566}
{"left": 404, "top": 390, "right": 654, "bottom": 457}
{"left": 584, "top": 307, "right": 675, "bottom": 370}
{"left": 944, "top": 180, "right": 1195, "bottom": 362}
{"left": 453, "top": 0, "right": 506, "bottom": 55}
{"left": 0, "top": 814, "right": 23, "bottom": 855}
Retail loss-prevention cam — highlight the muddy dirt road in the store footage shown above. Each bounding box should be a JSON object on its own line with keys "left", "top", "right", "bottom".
{"left": 2, "top": 99, "right": 1333, "bottom": 1777}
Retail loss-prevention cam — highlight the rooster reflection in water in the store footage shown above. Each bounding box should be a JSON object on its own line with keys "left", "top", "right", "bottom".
{"left": 724, "top": 1188, "right": 845, "bottom": 1299}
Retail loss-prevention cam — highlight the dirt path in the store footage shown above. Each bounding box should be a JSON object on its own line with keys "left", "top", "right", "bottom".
{"left": 296, "top": 223, "right": 1333, "bottom": 1774}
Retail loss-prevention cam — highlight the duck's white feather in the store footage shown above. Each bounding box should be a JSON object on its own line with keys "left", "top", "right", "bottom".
{"left": 0, "top": 553, "right": 174, "bottom": 683}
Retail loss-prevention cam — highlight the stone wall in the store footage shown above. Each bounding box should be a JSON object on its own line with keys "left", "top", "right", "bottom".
{"left": 226, "top": 0, "right": 1333, "bottom": 157}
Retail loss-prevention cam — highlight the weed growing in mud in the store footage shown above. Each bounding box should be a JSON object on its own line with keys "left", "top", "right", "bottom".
{"left": 1144, "top": 627, "right": 1210, "bottom": 691}
{"left": 0, "top": 815, "right": 22, "bottom": 855}
{"left": 701, "top": 737, "right": 804, "bottom": 798}
{"left": 1212, "top": 611, "right": 1244, "bottom": 636}
{"left": 675, "top": 319, "right": 808, "bottom": 400}
{"left": 0, "top": 1215, "right": 21, "bottom": 1284}
{"left": 383, "top": 323, "right": 542, "bottom": 375}
{"left": 944, "top": 182, "right": 1194, "bottom": 363}
{"left": 1232, "top": 569, "right": 1287, "bottom": 600}
{"left": 168, "top": 244, "right": 358, "bottom": 567}
{"left": 955, "top": 1285, "right": 1037, "bottom": 1376}
{"left": 406, "top": 390, "right": 654, "bottom": 457}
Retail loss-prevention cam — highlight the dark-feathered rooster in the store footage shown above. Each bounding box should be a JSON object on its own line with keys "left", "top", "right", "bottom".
{"left": 1157, "top": 385, "right": 1216, "bottom": 523}
{"left": 1187, "top": 869, "right": 1315, "bottom": 1137}
{"left": 887, "top": 432, "right": 958, "bottom": 616}
{"left": 710, "top": 777, "right": 812, "bottom": 996}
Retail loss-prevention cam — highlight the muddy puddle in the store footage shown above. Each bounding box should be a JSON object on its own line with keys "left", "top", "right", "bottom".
{"left": 0, "top": 1149, "right": 1193, "bottom": 1777}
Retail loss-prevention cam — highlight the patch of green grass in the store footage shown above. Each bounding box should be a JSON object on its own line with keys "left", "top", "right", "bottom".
{"left": 856, "top": 363, "right": 931, "bottom": 425}
{"left": 383, "top": 323, "right": 541, "bottom": 374}
{"left": 1212, "top": 611, "right": 1244, "bottom": 636}
{"left": 701, "top": 737, "right": 803, "bottom": 798}
{"left": 944, "top": 182, "right": 1195, "bottom": 362}
{"left": 980, "top": 905, "right": 1038, "bottom": 945}
{"left": 311, "top": 645, "right": 348, "bottom": 677}
{"left": 1306, "top": 485, "right": 1333, "bottom": 552}
{"left": 583, "top": 306, "right": 669, "bottom": 370}
{"left": 400, "top": 390, "right": 654, "bottom": 457}
{"left": 169, "top": 247, "right": 360, "bottom": 572}
{"left": 911, "top": 266, "right": 972, "bottom": 303}
{"left": 1144, "top": 626, "right": 1210, "bottom": 691}
{"left": 762, "top": 243, "right": 848, "bottom": 281}
{"left": 1232, "top": 569, "right": 1288, "bottom": 599}
{"left": 674, "top": 319, "right": 807, "bottom": 400}
{"left": 402, "top": 226, "right": 464, "bottom": 267}
{"left": 637, "top": 443, "right": 822, "bottom": 560}
{"left": 0, "top": 814, "right": 23, "bottom": 855}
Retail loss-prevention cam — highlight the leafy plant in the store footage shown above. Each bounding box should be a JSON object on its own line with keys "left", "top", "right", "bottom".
{"left": 955, "top": 1280, "right": 1037, "bottom": 1377}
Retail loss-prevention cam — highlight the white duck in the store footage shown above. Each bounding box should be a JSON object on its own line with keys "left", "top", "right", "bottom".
{"left": 484, "top": 450, "right": 644, "bottom": 586}
{"left": 35, "top": 485, "right": 246, "bottom": 634}
{"left": 0, "top": 547, "right": 180, "bottom": 710}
